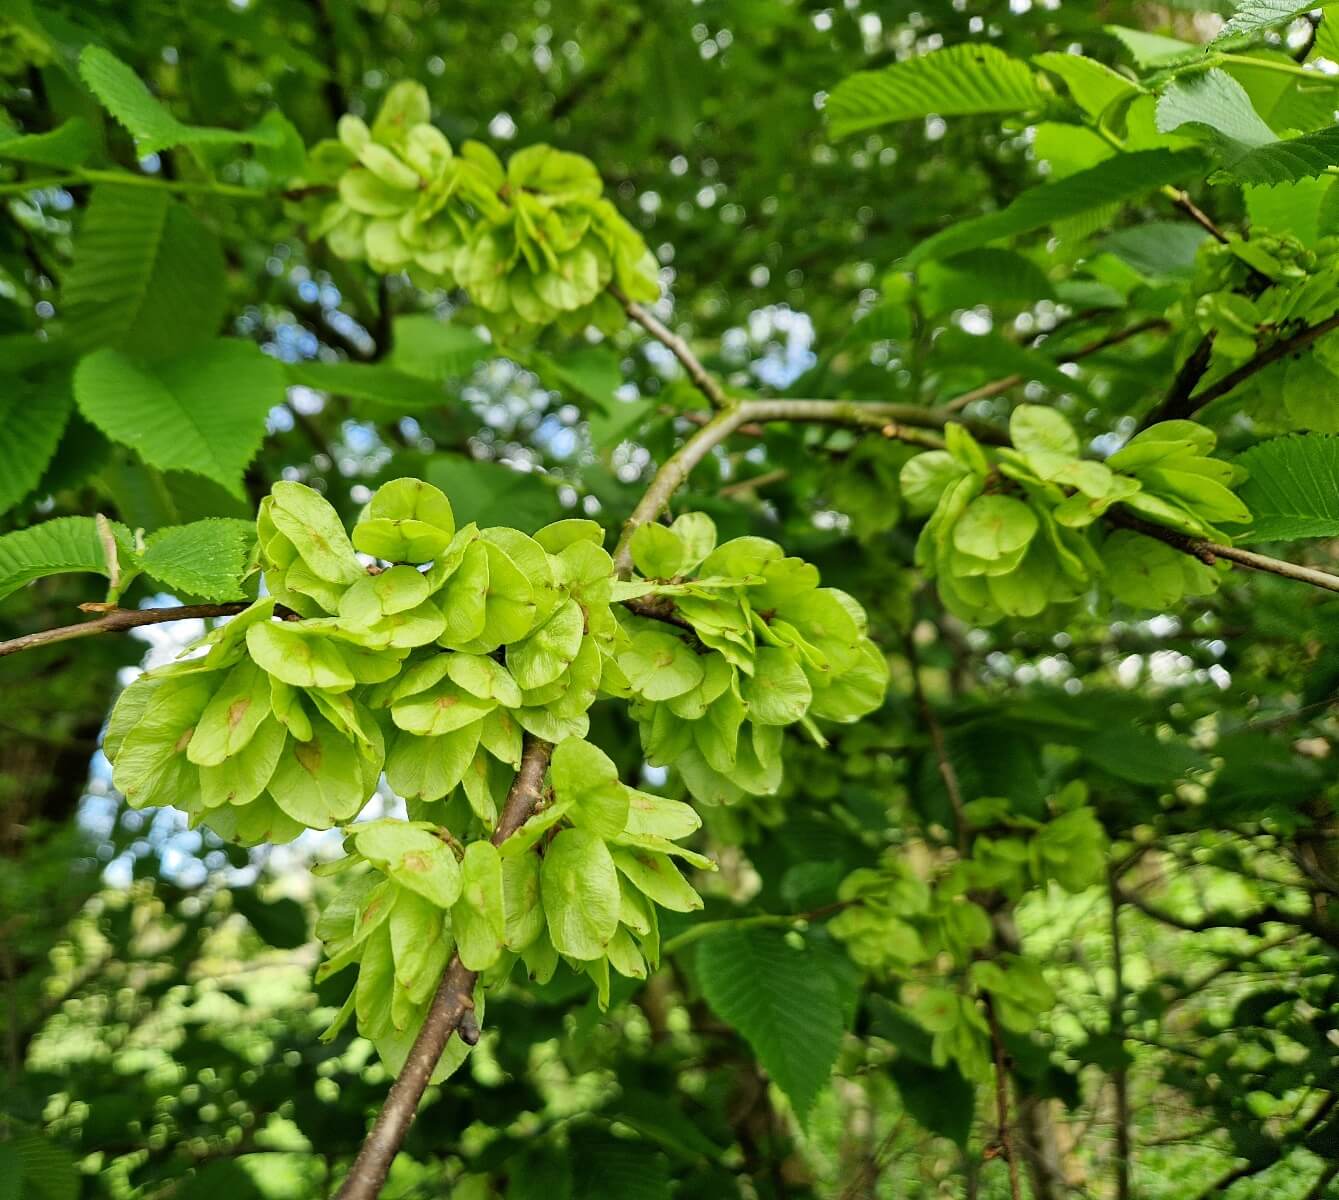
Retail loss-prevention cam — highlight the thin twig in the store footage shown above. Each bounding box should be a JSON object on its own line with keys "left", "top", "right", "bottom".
{"left": 1109, "top": 873, "right": 1131, "bottom": 1200}
{"left": 1165, "top": 188, "right": 1231, "bottom": 245}
{"left": 334, "top": 736, "right": 553, "bottom": 1200}
{"left": 1107, "top": 509, "right": 1339, "bottom": 596}
{"left": 1149, "top": 309, "right": 1339, "bottom": 425}
{"left": 904, "top": 630, "right": 968, "bottom": 855}
{"left": 940, "top": 318, "right": 1169, "bottom": 414}
{"left": 985, "top": 999, "right": 1023, "bottom": 1200}
{"left": 612, "top": 284, "right": 730, "bottom": 410}
{"left": 0, "top": 602, "right": 253, "bottom": 658}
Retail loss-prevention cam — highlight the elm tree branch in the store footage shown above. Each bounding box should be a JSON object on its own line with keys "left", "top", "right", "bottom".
{"left": 334, "top": 734, "right": 553, "bottom": 1200}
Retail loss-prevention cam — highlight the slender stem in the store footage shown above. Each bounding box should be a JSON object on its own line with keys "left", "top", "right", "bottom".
{"left": 0, "top": 602, "right": 253, "bottom": 658}
{"left": 0, "top": 168, "right": 275, "bottom": 199}
{"left": 1163, "top": 188, "right": 1230, "bottom": 245}
{"left": 904, "top": 630, "right": 969, "bottom": 855}
{"left": 940, "top": 318, "right": 1169, "bottom": 414}
{"left": 334, "top": 736, "right": 553, "bottom": 1200}
{"left": 1108, "top": 509, "right": 1339, "bottom": 596}
{"left": 1189, "top": 309, "right": 1339, "bottom": 416}
{"left": 660, "top": 901, "right": 852, "bottom": 956}
{"left": 985, "top": 999, "right": 1022, "bottom": 1200}
{"left": 1109, "top": 873, "right": 1131, "bottom": 1200}
{"left": 613, "top": 284, "right": 730, "bottom": 410}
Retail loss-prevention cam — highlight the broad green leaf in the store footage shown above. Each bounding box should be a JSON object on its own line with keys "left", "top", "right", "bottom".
{"left": 0, "top": 373, "right": 73, "bottom": 515}
{"left": 1105, "top": 25, "right": 1199, "bottom": 68}
{"left": 541, "top": 827, "right": 621, "bottom": 959}
{"left": 906, "top": 149, "right": 1206, "bottom": 265}
{"left": 427, "top": 456, "right": 562, "bottom": 532}
{"left": 826, "top": 44, "right": 1046, "bottom": 138}
{"left": 0, "top": 116, "right": 95, "bottom": 167}
{"left": 1033, "top": 52, "right": 1142, "bottom": 120}
{"left": 386, "top": 314, "right": 491, "bottom": 380}
{"left": 79, "top": 45, "right": 287, "bottom": 154}
{"left": 696, "top": 928, "right": 847, "bottom": 1121}
{"left": 4, "top": 1132, "right": 78, "bottom": 1200}
{"left": 1236, "top": 435, "right": 1339, "bottom": 540}
{"left": 142, "top": 518, "right": 255, "bottom": 601}
{"left": 74, "top": 342, "right": 283, "bottom": 498}
{"left": 1098, "top": 222, "right": 1209, "bottom": 279}
{"left": 1155, "top": 69, "right": 1277, "bottom": 151}
{"left": 0, "top": 515, "right": 137, "bottom": 602}
{"left": 1218, "top": 126, "right": 1339, "bottom": 187}
{"left": 64, "top": 186, "right": 227, "bottom": 359}
{"left": 285, "top": 360, "right": 448, "bottom": 413}
{"left": 1214, "top": 1, "right": 1325, "bottom": 42}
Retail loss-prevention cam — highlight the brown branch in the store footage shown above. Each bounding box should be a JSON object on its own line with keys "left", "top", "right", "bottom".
{"left": 1166, "top": 189, "right": 1230, "bottom": 245}
{"left": 940, "top": 318, "right": 1169, "bottom": 414}
{"left": 334, "top": 735, "right": 553, "bottom": 1200}
{"left": 1113, "top": 881, "right": 1337, "bottom": 947}
{"left": 903, "top": 630, "right": 968, "bottom": 855}
{"left": 985, "top": 998, "right": 1022, "bottom": 1200}
{"left": 0, "top": 602, "right": 254, "bottom": 658}
{"left": 613, "top": 284, "right": 730, "bottom": 410}
{"left": 1150, "top": 309, "right": 1339, "bottom": 425}
{"left": 1107, "top": 509, "right": 1339, "bottom": 596}
{"left": 1109, "top": 874, "right": 1131, "bottom": 1200}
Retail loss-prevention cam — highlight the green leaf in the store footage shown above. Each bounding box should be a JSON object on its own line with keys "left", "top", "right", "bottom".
{"left": 1098, "top": 222, "right": 1209, "bottom": 279}
{"left": 64, "top": 186, "right": 227, "bottom": 359}
{"left": 826, "top": 44, "right": 1046, "bottom": 138}
{"left": 0, "top": 116, "right": 95, "bottom": 166}
{"left": 1033, "top": 52, "right": 1142, "bottom": 121}
{"left": 1155, "top": 69, "right": 1277, "bottom": 151}
{"left": 79, "top": 45, "right": 286, "bottom": 155}
{"left": 695, "top": 927, "right": 846, "bottom": 1121}
{"left": 74, "top": 341, "right": 283, "bottom": 497}
{"left": 386, "top": 315, "right": 491, "bottom": 380}
{"left": 1217, "top": 126, "right": 1339, "bottom": 187}
{"left": 1214, "top": 1, "right": 1323, "bottom": 42}
{"left": 5, "top": 1132, "right": 78, "bottom": 1200}
{"left": 0, "top": 515, "right": 137, "bottom": 602}
{"left": 427, "top": 457, "right": 562, "bottom": 533}
{"left": 1105, "top": 25, "right": 1200, "bottom": 68}
{"left": 0, "top": 373, "right": 73, "bottom": 515}
{"left": 1236, "top": 435, "right": 1339, "bottom": 540}
{"left": 231, "top": 888, "right": 309, "bottom": 949}
{"left": 906, "top": 149, "right": 1206, "bottom": 266}
{"left": 285, "top": 360, "right": 448, "bottom": 413}
{"left": 142, "top": 518, "right": 255, "bottom": 600}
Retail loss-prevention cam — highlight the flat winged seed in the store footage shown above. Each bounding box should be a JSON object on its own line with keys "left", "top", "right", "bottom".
{"left": 618, "top": 630, "right": 704, "bottom": 701}
{"left": 268, "top": 716, "right": 368, "bottom": 829}
{"left": 353, "top": 823, "right": 463, "bottom": 908}
{"left": 269, "top": 481, "right": 364, "bottom": 584}
{"left": 952, "top": 495, "right": 1039, "bottom": 561}
{"left": 506, "top": 597, "right": 584, "bottom": 691}
{"left": 247, "top": 620, "right": 357, "bottom": 691}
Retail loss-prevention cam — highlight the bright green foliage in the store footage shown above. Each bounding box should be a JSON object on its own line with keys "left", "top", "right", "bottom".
{"left": 614, "top": 513, "right": 888, "bottom": 804}
{"left": 825, "top": 44, "right": 1048, "bottom": 138}
{"left": 901, "top": 409, "right": 1240, "bottom": 623}
{"left": 1237, "top": 434, "right": 1339, "bottom": 539}
{"left": 696, "top": 927, "right": 849, "bottom": 1122}
{"left": 831, "top": 784, "right": 1103, "bottom": 1080}
{"left": 312, "top": 84, "right": 659, "bottom": 334}
{"left": 98, "top": 476, "right": 727, "bottom": 1068}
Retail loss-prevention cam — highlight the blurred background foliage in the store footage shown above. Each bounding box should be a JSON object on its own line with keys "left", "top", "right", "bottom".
{"left": 2, "top": 0, "right": 1339, "bottom": 1198}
